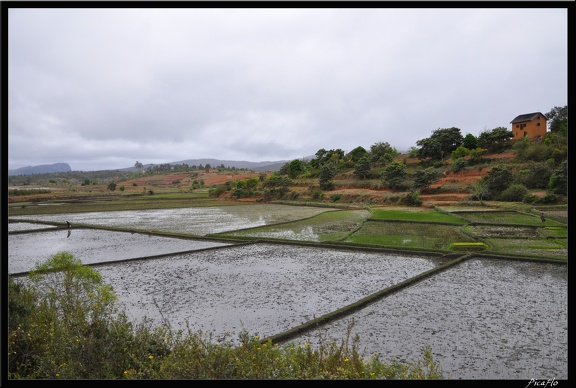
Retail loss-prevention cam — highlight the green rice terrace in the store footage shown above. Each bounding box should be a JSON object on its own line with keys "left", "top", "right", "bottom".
{"left": 211, "top": 203, "right": 567, "bottom": 261}
{"left": 9, "top": 195, "right": 567, "bottom": 260}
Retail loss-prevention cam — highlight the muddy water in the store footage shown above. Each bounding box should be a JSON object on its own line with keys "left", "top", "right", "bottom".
{"left": 7, "top": 229, "right": 230, "bottom": 274}
{"left": 8, "top": 222, "right": 58, "bottom": 232}
{"left": 94, "top": 244, "right": 446, "bottom": 343}
{"left": 290, "top": 258, "right": 567, "bottom": 380}
{"left": 9, "top": 205, "right": 336, "bottom": 235}
{"left": 7, "top": 206, "right": 568, "bottom": 380}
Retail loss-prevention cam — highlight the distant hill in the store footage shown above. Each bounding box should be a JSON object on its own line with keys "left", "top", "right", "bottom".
{"left": 173, "top": 158, "right": 290, "bottom": 172}
{"left": 8, "top": 162, "right": 72, "bottom": 176}
{"left": 120, "top": 158, "right": 291, "bottom": 172}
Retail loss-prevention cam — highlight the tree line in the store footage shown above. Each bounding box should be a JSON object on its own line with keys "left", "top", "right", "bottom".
{"left": 211, "top": 105, "right": 567, "bottom": 204}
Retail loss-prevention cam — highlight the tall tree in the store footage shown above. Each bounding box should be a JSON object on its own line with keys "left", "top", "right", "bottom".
{"left": 288, "top": 159, "right": 304, "bottom": 179}
{"left": 381, "top": 161, "right": 407, "bottom": 190}
{"left": 353, "top": 156, "right": 372, "bottom": 179}
{"left": 481, "top": 164, "right": 512, "bottom": 196}
{"left": 462, "top": 133, "right": 478, "bottom": 150}
{"left": 319, "top": 164, "right": 337, "bottom": 190}
{"left": 548, "top": 159, "right": 567, "bottom": 196}
{"left": 545, "top": 105, "right": 567, "bottom": 133}
{"left": 476, "top": 127, "right": 513, "bottom": 152}
{"left": 348, "top": 146, "right": 369, "bottom": 163}
{"left": 413, "top": 167, "right": 440, "bottom": 190}
{"left": 369, "top": 141, "right": 397, "bottom": 164}
{"left": 416, "top": 127, "right": 463, "bottom": 161}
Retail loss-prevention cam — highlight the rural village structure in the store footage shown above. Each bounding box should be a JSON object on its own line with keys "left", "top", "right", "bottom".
{"left": 510, "top": 112, "right": 548, "bottom": 141}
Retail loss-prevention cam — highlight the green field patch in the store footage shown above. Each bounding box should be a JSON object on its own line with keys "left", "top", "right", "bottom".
{"left": 345, "top": 220, "right": 475, "bottom": 251}
{"left": 217, "top": 209, "right": 370, "bottom": 242}
{"left": 454, "top": 211, "right": 554, "bottom": 226}
{"left": 540, "top": 226, "right": 568, "bottom": 238}
{"left": 370, "top": 208, "right": 468, "bottom": 224}
{"left": 487, "top": 237, "right": 567, "bottom": 259}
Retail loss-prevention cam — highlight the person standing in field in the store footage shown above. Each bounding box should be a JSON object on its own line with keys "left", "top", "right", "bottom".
{"left": 540, "top": 212, "right": 546, "bottom": 222}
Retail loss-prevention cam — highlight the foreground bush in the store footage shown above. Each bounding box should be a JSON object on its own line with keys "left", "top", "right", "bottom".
{"left": 8, "top": 252, "right": 443, "bottom": 380}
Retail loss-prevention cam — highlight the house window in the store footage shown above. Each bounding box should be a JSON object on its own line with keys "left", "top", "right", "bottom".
{"left": 537, "top": 122, "right": 540, "bottom": 126}
{"left": 516, "top": 124, "right": 519, "bottom": 128}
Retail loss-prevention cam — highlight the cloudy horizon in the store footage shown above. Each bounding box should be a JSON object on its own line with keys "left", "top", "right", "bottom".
{"left": 7, "top": 7, "right": 567, "bottom": 171}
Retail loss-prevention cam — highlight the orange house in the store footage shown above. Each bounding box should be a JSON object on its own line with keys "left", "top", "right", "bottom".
{"left": 510, "top": 112, "right": 547, "bottom": 141}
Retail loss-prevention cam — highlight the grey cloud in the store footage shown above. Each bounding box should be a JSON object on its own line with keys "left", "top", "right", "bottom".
{"left": 8, "top": 7, "right": 567, "bottom": 171}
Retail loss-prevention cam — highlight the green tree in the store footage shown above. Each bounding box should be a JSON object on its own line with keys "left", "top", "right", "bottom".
{"left": 107, "top": 182, "right": 117, "bottom": 191}
{"left": 9, "top": 252, "right": 170, "bottom": 379}
{"left": 369, "top": 141, "right": 397, "bottom": 164}
{"left": 548, "top": 159, "right": 567, "bottom": 195}
{"left": 498, "top": 183, "right": 529, "bottom": 202}
{"left": 468, "top": 147, "right": 487, "bottom": 165}
{"left": 381, "top": 161, "right": 407, "bottom": 190}
{"left": 513, "top": 162, "right": 552, "bottom": 189}
{"left": 134, "top": 161, "right": 144, "bottom": 170}
{"left": 402, "top": 190, "right": 422, "bottom": 206}
{"left": 353, "top": 156, "right": 372, "bottom": 179}
{"left": 451, "top": 158, "right": 467, "bottom": 175}
{"left": 263, "top": 174, "right": 293, "bottom": 188}
{"left": 481, "top": 164, "right": 512, "bottom": 197}
{"left": 262, "top": 174, "right": 293, "bottom": 199}
{"left": 545, "top": 105, "right": 567, "bottom": 133}
{"left": 319, "top": 164, "right": 337, "bottom": 191}
{"left": 416, "top": 127, "right": 463, "bottom": 161}
{"left": 416, "top": 138, "right": 443, "bottom": 161}
{"left": 472, "top": 180, "right": 490, "bottom": 203}
{"left": 288, "top": 159, "right": 304, "bottom": 179}
{"left": 476, "top": 127, "right": 513, "bottom": 152}
{"left": 451, "top": 145, "right": 470, "bottom": 160}
{"left": 348, "top": 146, "right": 369, "bottom": 163}
{"left": 462, "top": 133, "right": 478, "bottom": 150}
{"left": 413, "top": 167, "right": 440, "bottom": 190}
{"left": 278, "top": 162, "right": 290, "bottom": 176}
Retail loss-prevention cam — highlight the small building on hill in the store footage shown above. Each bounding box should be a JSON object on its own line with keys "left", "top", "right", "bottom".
{"left": 510, "top": 112, "right": 547, "bottom": 141}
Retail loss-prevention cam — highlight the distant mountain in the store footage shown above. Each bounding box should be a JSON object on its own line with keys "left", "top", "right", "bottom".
{"left": 8, "top": 162, "right": 72, "bottom": 176}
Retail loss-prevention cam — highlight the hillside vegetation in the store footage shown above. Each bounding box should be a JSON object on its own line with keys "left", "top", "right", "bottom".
{"left": 8, "top": 131, "right": 567, "bottom": 212}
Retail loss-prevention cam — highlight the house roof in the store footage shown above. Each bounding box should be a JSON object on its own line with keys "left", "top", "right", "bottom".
{"left": 510, "top": 112, "right": 547, "bottom": 123}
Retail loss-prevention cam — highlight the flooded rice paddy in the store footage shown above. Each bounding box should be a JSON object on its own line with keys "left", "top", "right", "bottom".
{"left": 9, "top": 204, "right": 336, "bottom": 235}
{"left": 8, "top": 222, "right": 58, "bottom": 232}
{"left": 291, "top": 258, "right": 567, "bottom": 380}
{"left": 8, "top": 228, "right": 230, "bottom": 274}
{"left": 7, "top": 205, "right": 568, "bottom": 380}
{"left": 94, "top": 244, "right": 446, "bottom": 344}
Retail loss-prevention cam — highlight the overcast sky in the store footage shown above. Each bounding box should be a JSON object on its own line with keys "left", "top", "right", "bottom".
{"left": 7, "top": 6, "right": 567, "bottom": 171}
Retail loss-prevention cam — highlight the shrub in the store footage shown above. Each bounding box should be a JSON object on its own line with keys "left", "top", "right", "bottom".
{"left": 497, "top": 183, "right": 529, "bottom": 202}
{"left": 8, "top": 189, "right": 52, "bottom": 196}
{"left": 308, "top": 187, "right": 325, "bottom": 201}
{"left": 330, "top": 194, "right": 341, "bottom": 202}
{"left": 522, "top": 193, "right": 558, "bottom": 205}
{"left": 209, "top": 184, "right": 229, "bottom": 198}
{"left": 402, "top": 190, "right": 422, "bottom": 206}
{"left": 8, "top": 252, "right": 170, "bottom": 379}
